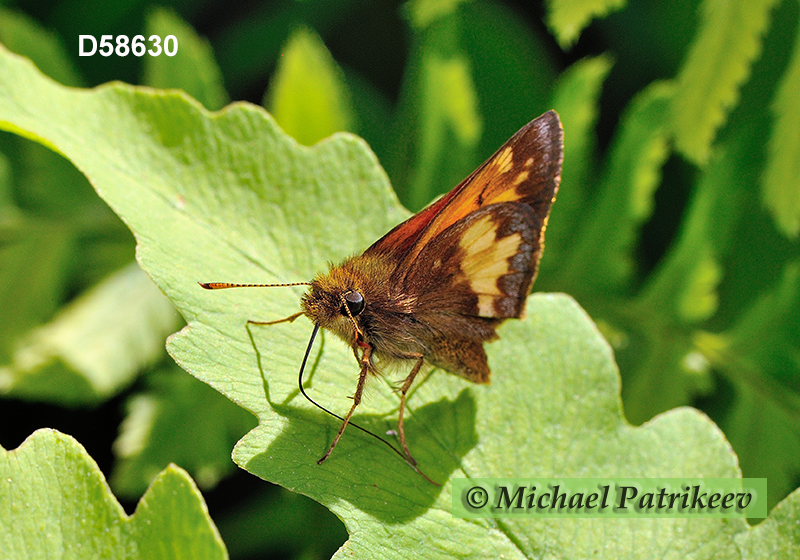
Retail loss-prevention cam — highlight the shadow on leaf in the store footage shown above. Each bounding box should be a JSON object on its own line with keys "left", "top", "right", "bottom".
{"left": 243, "top": 326, "right": 478, "bottom": 521}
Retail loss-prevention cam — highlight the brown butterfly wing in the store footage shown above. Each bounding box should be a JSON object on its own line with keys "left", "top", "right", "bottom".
{"left": 364, "top": 172, "right": 467, "bottom": 260}
{"left": 404, "top": 202, "right": 545, "bottom": 318}
{"left": 398, "top": 203, "right": 547, "bottom": 382}
{"left": 366, "top": 111, "right": 561, "bottom": 263}
{"left": 364, "top": 111, "right": 562, "bottom": 383}
{"left": 366, "top": 110, "right": 563, "bottom": 319}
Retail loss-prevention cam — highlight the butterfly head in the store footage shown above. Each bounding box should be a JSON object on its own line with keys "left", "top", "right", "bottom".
{"left": 301, "top": 262, "right": 374, "bottom": 348}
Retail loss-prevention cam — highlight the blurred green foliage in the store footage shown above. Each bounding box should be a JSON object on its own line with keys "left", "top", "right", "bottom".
{"left": 2, "top": 430, "right": 229, "bottom": 560}
{"left": 0, "top": 0, "right": 798, "bottom": 558}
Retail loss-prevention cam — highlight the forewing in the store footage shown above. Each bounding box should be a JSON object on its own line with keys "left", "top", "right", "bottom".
{"left": 366, "top": 110, "right": 563, "bottom": 277}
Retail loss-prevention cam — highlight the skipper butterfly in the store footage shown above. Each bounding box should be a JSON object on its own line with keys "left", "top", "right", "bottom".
{"left": 201, "top": 110, "right": 563, "bottom": 483}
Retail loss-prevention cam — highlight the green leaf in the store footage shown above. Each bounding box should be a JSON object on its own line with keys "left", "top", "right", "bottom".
{"left": 266, "top": 27, "right": 356, "bottom": 146}
{"left": 404, "top": 0, "right": 473, "bottom": 29}
{"left": 392, "top": 1, "right": 557, "bottom": 212}
{"left": 0, "top": 8, "right": 83, "bottom": 87}
{"left": 4, "top": 138, "right": 134, "bottom": 289}
{"left": 460, "top": 0, "right": 556, "bottom": 167}
{"left": 695, "top": 262, "right": 800, "bottom": 509}
{"left": 142, "top": 7, "right": 229, "bottom": 111}
{"left": 621, "top": 121, "right": 767, "bottom": 424}
{"left": 726, "top": 262, "right": 800, "bottom": 380}
{"left": 0, "top": 44, "right": 797, "bottom": 558}
{"left": 737, "top": 488, "right": 800, "bottom": 557}
{"left": 112, "top": 365, "right": 256, "bottom": 499}
{"left": 762, "top": 19, "right": 800, "bottom": 238}
{"left": 10, "top": 137, "right": 103, "bottom": 218}
{"left": 0, "top": 262, "right": 180, "bottom": 405}
{"left": 714, "top": 375, "right": 800, "bottom": 512}
{"left": 0, "top": 212, "right": 72, "bottom": 364}
{"left": 671, "top": 0, "right": 779, "bottom": 164}
{"left": 0, "top": 149, "right": 10, "bottom": 205}
{"left": 340, "top": 70, "right": 392, "bottom": 164}
{"left": 0, "top": 429, "right": 227, "bottom": 559}
{"left": 559, "top": 81, "right": 673, "bottom": 294}
{"left": 0, "top": 94, "right": 140, "bottom": 408}
{"left": 546, "top": 0, "right": 627, "bottom": 48}
{"left": 408, "top": 50, "right": 481, "bottom": 205}
{"left": 386, "top": 12, "right": 482, "bottom": 211}
{"left": 213, "top": 2, "right": 356, "bottom": 95}
{"left": 540, "top": 54, "right": 613, "bottom": 283}
{"left": 638, "top": 122, "right": 762, "bottom": 324}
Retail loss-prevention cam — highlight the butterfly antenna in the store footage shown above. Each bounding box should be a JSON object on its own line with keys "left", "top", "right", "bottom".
{"left": 298, "top": 324, "right": 439, "bottom": 485}
{"left": 199, "top": 281, "right": 312, "bottom": 289}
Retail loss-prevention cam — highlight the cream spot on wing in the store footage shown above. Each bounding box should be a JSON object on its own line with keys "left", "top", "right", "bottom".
{"left": 525, "top": 157, "right": 534, "bottom": 167}
{"left": 459, "top": 214, "right": 521, "bottom": 299}
{"left": 458, "top": 214, "right": 495, "bottom": 254}
{"left": 512, "top": 170, "right": 530, "bottom": 185}
{"left": 477, "top": 294, "right": 495, "bottom": 315}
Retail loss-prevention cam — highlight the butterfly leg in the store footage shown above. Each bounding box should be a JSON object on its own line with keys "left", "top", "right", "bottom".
{"left": 318, "top": 345, "right": 372, "bottom": 464}
{"left": 397, "top": 355, "right": 425, "bottom": 466}
{"left": 247, "top": 311, "right": 304, "bottom": 326}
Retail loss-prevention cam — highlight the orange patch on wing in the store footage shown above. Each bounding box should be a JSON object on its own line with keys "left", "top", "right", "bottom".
{"left": 490, "top": 146, "right": 515, "bottom": 174}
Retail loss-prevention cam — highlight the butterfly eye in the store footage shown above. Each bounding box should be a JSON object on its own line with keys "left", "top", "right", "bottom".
{"left": 342, "top": 290, "right": 365, "bottom": 317}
